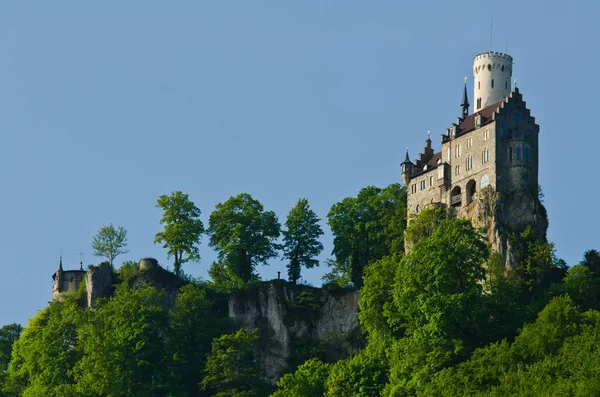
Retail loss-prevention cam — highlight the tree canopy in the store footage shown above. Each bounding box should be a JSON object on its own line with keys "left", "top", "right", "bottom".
{"left": 282, "top": 198, "right": 324, "bottom": 284}
{"left": 327, "top": 183, "right": 406, "bottom": 287}
{"left": 207, "top": 193, "right": 281, "bottom": 283}
{"left": 154, "top": 191, "right": 205, "bottom": 276}
{"left": 91, "top": 223, "right": 129, "bottom": 268}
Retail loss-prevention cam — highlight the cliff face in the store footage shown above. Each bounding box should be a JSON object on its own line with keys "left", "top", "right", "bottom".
{"left": 228, "top": 280, "right": 361, "bottom": 384}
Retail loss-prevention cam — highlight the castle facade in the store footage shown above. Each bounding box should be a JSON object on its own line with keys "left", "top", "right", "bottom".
{"left": 402, "top": 52, "right": 539, "bottom": 221}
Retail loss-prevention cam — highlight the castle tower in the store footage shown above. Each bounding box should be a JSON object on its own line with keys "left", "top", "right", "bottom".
{"left": 473, "top": 52, "right": 512, "bottom": 111}
{"left": 401, "top": 149, "right": 413, "bottom": 186}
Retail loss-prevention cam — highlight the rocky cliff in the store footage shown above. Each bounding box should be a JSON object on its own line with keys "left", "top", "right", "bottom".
{"left": 229, "top": 281, "right": 361, "bottom": 384}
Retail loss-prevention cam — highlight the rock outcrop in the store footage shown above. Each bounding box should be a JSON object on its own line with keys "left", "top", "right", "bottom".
{"left": 86, "top": 261, "right": 113, "bottom": 309}
{"left": 228, "top": 280, "right": 361, "bottom": 384}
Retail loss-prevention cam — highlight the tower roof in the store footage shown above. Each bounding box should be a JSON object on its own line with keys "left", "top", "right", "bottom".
{"left": 461, "top": 82, "right": 470, "bottom": 108}
{"left": 401, "top": 148, "right": 411, "bottom": 165}
{"left": 58, "top": 256, "right": 63, "bottom": 272}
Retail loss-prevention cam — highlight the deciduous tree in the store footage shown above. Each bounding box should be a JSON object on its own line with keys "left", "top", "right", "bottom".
{"left": 327, "top": 183, "right": 406, "bottom": 286}
{"left": 154, "top": 191, "right": 204, "bottom": 276}
{"left": 92, "top": 223, "right": 129, "bottom": 268}
{"left": 207, "top": 193, "right": 280, "bottom": 283}
{"left": 282, "top": 198, "right": 324, "bottom": 284}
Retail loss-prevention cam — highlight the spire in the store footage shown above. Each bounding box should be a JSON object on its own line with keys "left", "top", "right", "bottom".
{"left": 461, "top": 77, "right": 470, "bottom": 118}
{"left": 58, "top": 256, "right": 63, "bottom": 272}
{"left": 402, "top": 147, "right": 411, "bottom": 164}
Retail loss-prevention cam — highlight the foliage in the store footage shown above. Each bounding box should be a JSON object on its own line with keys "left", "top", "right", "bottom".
{"left": 154, "top": 190, "right": 205, "bottom": 276}
{"left": 321, "top": 258, "right": 353, "bottom": 288}
{"left": 4, "top": 298, "right": 84, "bottom": 397}
{"left": 282, "top": 198, "right": 324, "bottom": 284}
{"left": 508, "top": 227, "right": 567, "bottom": 302}
{"left": 208, "top": 193, "right": 281, "bottom": 283}
{"left": 74, "top": 283, "right": 174, "bottom": 397}
{"left": 358, "top": 256, "right": 399, "bottom": 342}
{"left": 403, "top": 206, "right": 449, "bottom": 247}
{"left": 201, "top": 328, "right": 266, "bottom": 397}
{"left": 207, "top": 261, "right": 244, "bottom": 292}
{"left": 327, "top": 183, "right": 406, "bottom": 287}
{"left": 91, "top": 223, "right": 130, "bottom": 268}
{"left": 326, "top": 343, "right": 388, "bottom": 397}
{"left": 168, "top": 284, "right": 228, "bottom": 396}
{"left": 271, "top": 358, "right": 330, "bottom": 397}
{"left": 581, "top": 249, "right": 600, "bottom": 276}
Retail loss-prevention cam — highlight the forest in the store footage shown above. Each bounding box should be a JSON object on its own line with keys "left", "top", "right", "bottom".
{"left": 1, "top": 183, "right": 600, "bottom": 396}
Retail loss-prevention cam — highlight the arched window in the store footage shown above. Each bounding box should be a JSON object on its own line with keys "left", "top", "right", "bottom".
{"left": 481, "top": 173, "right": 489, "bottom": 189}
{"left": 429, "top": 176, "right": 433, "bottom": 186}
{"left": 451, "top": 186, "right": 462, "bottom": 207}
{"left": 482, "top": 148, "right": 489, "bottom": 163}
{"left": 416, "top": 204, "right": 420, "bottom": 213}
{"left": 509, "top": 147, "right": 513, "bottom": 161}
{"left": 466, "top": 179, "right": 476, "bottom": 204}
{"left": 516, "top": 146, "right": 522, "bottom": 160}
{"left": 524, "top": 145, "right": 530, "bottom": 161}
{"left": 491, "top": 79, "right": 494, "bottom": 88}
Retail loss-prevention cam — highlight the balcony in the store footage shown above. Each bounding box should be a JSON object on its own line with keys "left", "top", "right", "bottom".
{"left": 451, "top": 194, "right": 462, "bottom": 206}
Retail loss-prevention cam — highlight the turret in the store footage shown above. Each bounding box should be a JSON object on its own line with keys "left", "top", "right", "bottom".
{"left": 52, "top": 257, "right": 64, "bottom": 298}
{"left": 473, "top": 52, "right": 512, "bottom": 111}
{"left": 461, "top": 78, "right": 470, "bottom": 118}
{"left": 401, "top": 148, "right": 413, "bottom": 186}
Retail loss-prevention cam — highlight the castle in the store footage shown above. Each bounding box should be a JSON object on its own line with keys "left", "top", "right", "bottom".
{"left": 401, "top": 51, "right": 547, "bottom": 265}
{"left": 52, "top": 257, "right": 86, "bottom": 300}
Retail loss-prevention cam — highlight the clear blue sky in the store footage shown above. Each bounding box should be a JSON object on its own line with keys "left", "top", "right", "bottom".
{"left": 1, "top": 1, "right": 598, "bottom": 327}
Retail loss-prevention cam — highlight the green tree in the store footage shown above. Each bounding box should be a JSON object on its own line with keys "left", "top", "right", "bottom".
{"left": 327, "top": 183, "right": 406, "bottom": 287}
{"left": 208, "top": 193, "right": 281, "bottom": 283}
{"left": 74, "top": 283, "right": 174, "bottom": 397}
{"left": 155, "top": 191, "right": 205, "bottom": 276}
{"left": 0, "top": 323, "right": 23, "bottom": 395}
{"left": 91, "top": 223, "right": 129, "bottom": 268}
{"left": 358, "top": 256, "right": 399, "bottom": 342}
{"left": 282, "top": 198, "right": 324, "bottom": 284}
{"left": 271, "top": 358, "right": 330, "bottom": 397}
{"left": 201, "top": 329, "right": 265, "bottom": 397}
{"left": 326, "top": 343, "right": 388, "bottom": 397}
{"left": 4, "top": 299, "right": 84, "bottom": 397}
{"left": 581, "top": 249, "right": 600, "bottom": 276}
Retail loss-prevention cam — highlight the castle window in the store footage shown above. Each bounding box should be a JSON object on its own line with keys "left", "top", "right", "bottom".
{"left": 447, "top": 148, "right": 451, "bottom": 162}
{"left": 500, "top": 124, "right": 505, "bottom": 137}
{"left": 455, "top": 165, "right": 460, "bottom": 176}
{"left": 467, "top": 137, "right": 472, "bottom": 148}
{"left": 481, "top": 174, "right": 490, "bottom": 189}
{"left": 516, "top": 146, "right": 522, "bottom": 160}
{"left": 491, "top": 79, "right": 494, "bottom": 88}
{"left": 488, "top": 64, "right": 491, "bottom": 71}
{"left": 466, "top": 155, "right": 473, "bottom": 170}
{"left": 482, "top": 148, "right": 489, "bottom": 163}
{"left": 477, "top": 98, "right": 481, "bottom": 109}
{"left": 420, "top": 180, "right": 426, "bottom": 190}
{"left": 438, "top": 166, "right": 444, "bottom": 179}
{"left": 411, "top": 184, "right": 417, "bottom": 194}
{"left": 455, "top": 143, "right": 461, "bottom": 158}
{"left": 505, "top": 81, "right": 508, "bottom": 89}
{"left": 509, "top": 147, "right": 513, "bottom": 161}
{"left": 483, "top": 129, "right": 489, "bottom": 140}
{"left": 429, "top": 176, "right": 433, "bottom": 186}
{"left": 524, "top": 145, "right": 530, "bottom": 161}
{"left": 416, "top": 205, "right": 420, "bottom": 213}
{"left": 502, "top": 65, "right": 505, "bottom": 71}
{"left": 478, "top": 81, "right": 481, "bottom": 90}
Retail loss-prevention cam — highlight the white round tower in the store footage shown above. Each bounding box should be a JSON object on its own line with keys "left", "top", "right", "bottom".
{"left": 472, "top": 52, "right": 513, "bottom": 111}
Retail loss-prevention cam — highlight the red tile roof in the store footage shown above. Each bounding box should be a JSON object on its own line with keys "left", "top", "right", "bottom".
{"left": 458, "top": 99, "right": 504, "bottom": 135}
